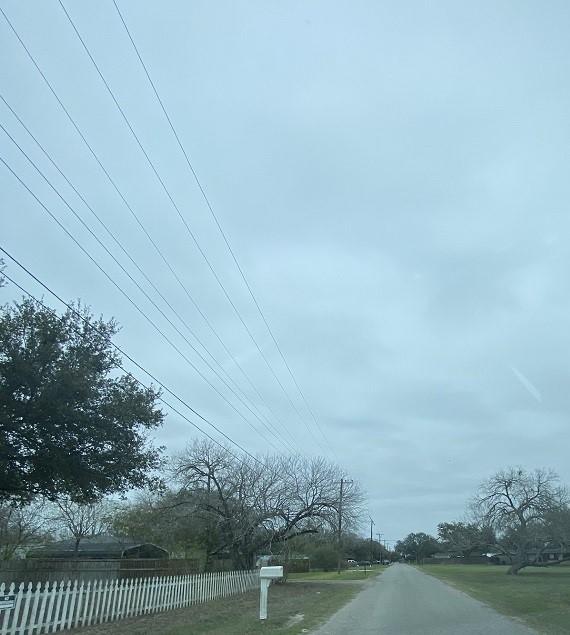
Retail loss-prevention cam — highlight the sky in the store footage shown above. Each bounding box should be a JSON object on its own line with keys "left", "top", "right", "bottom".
{"left": 2, "top": 0, "right": 570, "bottom": 545}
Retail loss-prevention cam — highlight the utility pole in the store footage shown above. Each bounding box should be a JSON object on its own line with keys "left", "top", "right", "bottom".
{"left": 336, "top": 478, "right": 354, "bottom": 574}
{"left": 376, "top": 532, "right": 383, "bottom": 564}
{"left": 369, "top": 518, "right": 375, "bottom": 564}
{"left": 336, "top": 478, "right": 344, "bottom": 575}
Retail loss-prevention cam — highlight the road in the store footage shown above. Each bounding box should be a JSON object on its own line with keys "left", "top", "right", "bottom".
{"left": 311, "top": 564, "right": 536, "bottom": 635}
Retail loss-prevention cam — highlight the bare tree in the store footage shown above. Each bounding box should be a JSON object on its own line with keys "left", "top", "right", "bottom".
{"left": 472, "top": 467, "right": 569, "bottom": 574}
{"left": 172, "top": 439, "right": 363, "bottom": 569}
{"left": 0, "top": 500, "right": 49, "bottom": 559}
{"left": 49, "top": 498, "right": 114, "bottom": 556}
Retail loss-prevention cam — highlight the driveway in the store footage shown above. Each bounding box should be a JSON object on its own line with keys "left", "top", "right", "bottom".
{"left": 311, "top": 563, "right": 536, "bottom": 634}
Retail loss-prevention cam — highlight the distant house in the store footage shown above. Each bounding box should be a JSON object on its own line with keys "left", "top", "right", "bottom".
{"left": 486, "top": 547, "right": 570, "bottom": 566}
{"left": 27, "top": 535, "right": 168, "bottom": 560}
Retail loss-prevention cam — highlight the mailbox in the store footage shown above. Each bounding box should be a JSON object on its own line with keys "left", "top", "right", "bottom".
{"left": 260, "top": 566, "right": 283, "bottom": 579}
{"left": 259, "top": 565, "right": 283, "bottom": 619}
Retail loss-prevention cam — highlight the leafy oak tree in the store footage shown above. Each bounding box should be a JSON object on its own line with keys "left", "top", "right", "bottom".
{"left": 437, "top": 521, "right": 495, "bottom": 558}
{"left": 395, "top": 532, "right": 439, "bottom": 563}
{"left": 0, "top": 298, "right": 164, "bottom": 503}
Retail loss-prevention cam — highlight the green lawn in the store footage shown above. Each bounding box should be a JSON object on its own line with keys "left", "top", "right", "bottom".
{"left": 421, "top": 564, "right": 570, "bottom": 634}
{"left": 165, "top": 581, "right": 359, "bottom": 634}
{"left": 72, "top": 579, "right": 365, "bottom": 635}
{"left": 288, "top": 565, "right": 385, "bottom": 581}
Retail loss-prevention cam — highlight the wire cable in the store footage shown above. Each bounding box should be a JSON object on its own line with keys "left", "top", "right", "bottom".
{"left": 111, "top": 0, "right": 336, "bottom": 456}
{"left": 57, "top": 0, "right": 325, "bottom": 451}
{"left": 0, "top": 123, "right": 298, "bottom": 454}
{"left": 0, "top": 5, "right": 300, "bottom": 451}
{"left": 0, "top": 92, "right": 279, "bottom": 443}
{"left": 0, "top": 152, "right": 289, "bottom": 454}
{"left": 0, "top": 255, "right": 259, "bottom": 465}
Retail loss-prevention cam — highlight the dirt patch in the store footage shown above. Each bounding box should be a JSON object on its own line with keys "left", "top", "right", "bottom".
{"left": 284, "top": 613, "right": 304, "bottom": 628}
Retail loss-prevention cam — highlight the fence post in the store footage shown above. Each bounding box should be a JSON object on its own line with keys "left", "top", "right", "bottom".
{"left": 174, "top": 575, "right": 181, "bottom": 609}
{"left": 132, "top": 578, "right": 142, "bottom": 617}
{"left": 100, "top": 579, "right": 111, "bottom": 624}
{"left": 108, "top": 579, "right": 119, "bottom": 622}
{"left": 148, "top": 576, "right": 158, "bottom": 614}
{"left": 19, "top": 582, "right": 34, "bottom": 634}
{"left": 143, "top": 577, "right": 152, "bottom": 614}
{"left": 80, "top": 581, "right": 91, "bottom": 627}
{"left": 10, "top": 582, "right": 24, "bottom": 635}
{"left": 41, "top": 580, "right": 57, "bottom": 632}
{"left": 0, "top": 582, "right": 15, "bottom": 635}
{"left": 67, "top": 580, "right": 80, "bottom": 629}
{"left": 124, "top": 579, "right": 134, "bottom": 618}
{"left": 88, "top": 580, "right": 99, "bottom": 626}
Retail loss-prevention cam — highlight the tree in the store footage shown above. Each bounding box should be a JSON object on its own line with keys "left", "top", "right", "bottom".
{"left": 0, "top": 500, "right": 51, "bottom": 559}
{"left": 172, "top": 439, "right": 363, "bottom": 569}
{"left": 0, "top": 298, "right": 164, "bottom": 503}
{"left": 472, "top": 467, "right": 569, "bottom": 574}
{"left": 311, "top": 544, "right": 338, "bottom": 571}
{"left": 110, "top": 491, "right": 209, "bottom": 559}
{"left": 48, "top": 497, "right": 114, "bottom": 556}
{"left": 437, "top": 521, "right": 495, "bottom": 558}
{"left": 395, "top": 532, "right": 439, "bottom": 563}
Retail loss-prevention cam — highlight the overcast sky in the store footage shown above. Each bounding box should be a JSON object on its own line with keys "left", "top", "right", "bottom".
{"left": 2, "top": 0, "right": 570, "bottom": 543}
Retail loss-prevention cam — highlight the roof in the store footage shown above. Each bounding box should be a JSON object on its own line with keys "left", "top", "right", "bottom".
{"left": 27, "top": 535, "right": 168, "bottom": 560}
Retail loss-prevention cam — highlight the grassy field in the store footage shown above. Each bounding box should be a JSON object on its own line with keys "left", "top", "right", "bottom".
{"left": 288, "top": 565, "right": 385, "bottom": 581}
{"left": 72, "top": 577, "right": 367, "bottom": 635}
{"left": 421, "top": 564, "right": 570, "bottom": 634}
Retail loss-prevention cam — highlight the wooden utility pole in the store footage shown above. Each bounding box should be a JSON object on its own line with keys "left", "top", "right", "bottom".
{"left": 369, "top": 518, "right": 375, "bottom": 563}
{"left": 336, "top": 478, "right": 344, "bottom": 575}
{"left": 336, "top": 478, "right": 354, "bottom": 574}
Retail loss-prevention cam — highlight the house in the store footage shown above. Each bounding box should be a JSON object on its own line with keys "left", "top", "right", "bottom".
{"left": 26, "top": 535, "right": 168, "bottom": 560}
{"left": 487, "top": 547, "right": 570, "bottom": 566}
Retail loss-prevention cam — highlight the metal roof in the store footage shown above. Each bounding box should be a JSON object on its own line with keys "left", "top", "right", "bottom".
{"left": 27, "top": 535, "right": 168, "bottom": 559}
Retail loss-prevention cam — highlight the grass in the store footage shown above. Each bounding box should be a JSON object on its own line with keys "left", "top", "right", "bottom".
{"left": 288, "top": 565, "right": 385, "bottom": 581}
{"left": 165, "top": 581, "right": 359, "bottom": 634}
{"left": 73, "top": 577, "right": 368, "bottom": 635}
{"left": 420, "top": 564, "right": 570, "bottom": 635}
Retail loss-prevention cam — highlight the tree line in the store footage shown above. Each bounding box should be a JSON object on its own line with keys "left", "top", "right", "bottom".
{"left": 396, "top": 466, "right": 570, "bottom": 575}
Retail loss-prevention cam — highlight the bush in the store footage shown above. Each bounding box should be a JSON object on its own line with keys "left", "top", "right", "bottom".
{"left": 311, "top": 545, "right": 338, "bottom": 571}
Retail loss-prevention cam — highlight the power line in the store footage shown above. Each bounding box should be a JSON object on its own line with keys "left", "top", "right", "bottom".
{"left": 57, "top": 0, "right": 326, "bottom": 452}
{"left": 0, "top": 103, "right": 296, "bottom": 455}
{"left": 0, "top": 92, "right": 278, "bottom": 443}
{"left": 0, "top": 124, "right": 298, "bottom": 455}
{"left": 0, "top": 4, "right": 300, "bottom": 452}
{"left": 0, "top": 152, "right": 289, "bottom": 454}
{"left": 111, "top": 0, "right": 336, "bottom": 457}
{"left": 0, "top": 253, "right": 259, "bottom": 465}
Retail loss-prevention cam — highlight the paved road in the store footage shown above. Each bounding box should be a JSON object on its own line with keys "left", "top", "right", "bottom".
{"left": 311, "top": 564, "right": 536, "bottom": 635}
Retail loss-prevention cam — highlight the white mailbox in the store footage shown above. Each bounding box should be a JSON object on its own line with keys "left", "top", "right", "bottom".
{"left": 259, "top": 565, "right": 283, "bottom": 619}
{"left": 260, "top": 566, "right": 283, "bottom": 579}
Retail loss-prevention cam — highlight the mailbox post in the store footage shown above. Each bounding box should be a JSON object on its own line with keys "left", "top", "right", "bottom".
{"left": 259, "top": 565, "right": 283, "bottom": 620}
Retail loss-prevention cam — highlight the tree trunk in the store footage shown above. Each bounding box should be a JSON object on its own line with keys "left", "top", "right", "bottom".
{"left": 73, "top": 536, "right": 81, "bottom": 559}
{"left": 507, "top": 559, "right": 526, "bottom": 575}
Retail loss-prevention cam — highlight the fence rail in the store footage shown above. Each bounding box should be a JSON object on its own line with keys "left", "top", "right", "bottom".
{"left": 0, "top": 570, "right": 259, "bottom": 634}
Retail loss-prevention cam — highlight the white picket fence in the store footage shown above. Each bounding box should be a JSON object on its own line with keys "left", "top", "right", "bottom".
{"left": 0, "top": 570, "right": 259, "bottom": 634}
